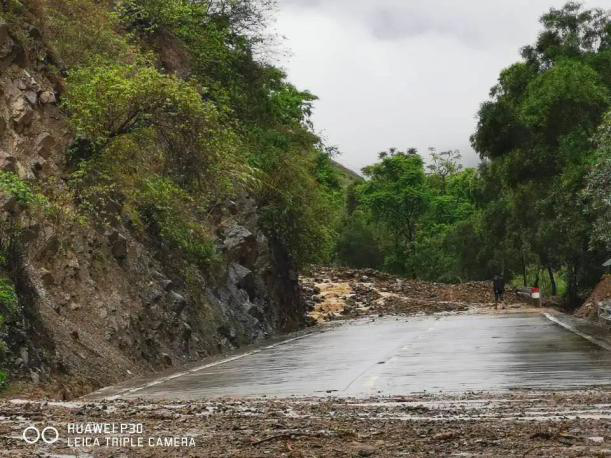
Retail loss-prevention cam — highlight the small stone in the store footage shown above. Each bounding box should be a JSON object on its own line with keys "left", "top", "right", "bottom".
{"left": 69, "top": 303, "right": 81, "bottom": 311}
{"left": 39, "top": 90, "right": 56, "bottom": 104}
{"left": 20, "top": 347, "right": 29, "bottom": 366}
{"left": 99, "top": 308, "right": 108, "bottom": 319}
{"left": 40, "top": 268, "right": 54, "bottom": 285}
{"left": 588, "top": 437, "right": 604, "bottom": 444}
{"left": 168, "top": 291, "right": 187, "bottom": 312}
{"left": 24, "top": 90, "right": 37, "bottom": 105}
{"left": 357, "top": 445, "right": 376, "bottom": 457}
{"left": 433, "top": 432, "right": 456, "bottom": 441}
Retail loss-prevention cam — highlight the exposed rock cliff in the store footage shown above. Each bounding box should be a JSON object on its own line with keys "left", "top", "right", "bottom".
{"left": 0, "top": 15, "right": 305, "bottom": 398}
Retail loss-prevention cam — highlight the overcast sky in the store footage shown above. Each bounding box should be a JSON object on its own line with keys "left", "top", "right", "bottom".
{"left": 274, "top": 0, "right": 605, "bottom": 173}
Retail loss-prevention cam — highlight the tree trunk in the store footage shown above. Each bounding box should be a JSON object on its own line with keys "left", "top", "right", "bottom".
{"left": 567, "top": 261, "right": 579, "bottom": 307}
{"left": 521, "top": 253, "right": 527, "bottom": 287}
{"left": 547, "top": 266, "right": 557, "bottom": 296}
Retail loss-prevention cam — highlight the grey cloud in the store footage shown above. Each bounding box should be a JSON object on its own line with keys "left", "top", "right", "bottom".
{"left": 275, "top": 0, "right": 605, "bottom": 173}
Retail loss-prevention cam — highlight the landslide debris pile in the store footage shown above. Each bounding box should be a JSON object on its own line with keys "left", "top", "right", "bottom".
{"left": 575, "top": 275, "right": 611, "bottom": 322}
{"left": 0, "top": 1, "right": 319, "bottom": 398}
{"left": 302, "top": 267, "right": 524, "bottom": 321}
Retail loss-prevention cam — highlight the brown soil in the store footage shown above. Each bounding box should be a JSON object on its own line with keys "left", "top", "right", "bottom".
{"left": 1, "top": 390, "right": 610, "bottom": 457}
{"left": 303, "top": 267, "right": 527, "bottom": 323}
{"left": 576, "top": 275, "right": 611, "bottom": 321}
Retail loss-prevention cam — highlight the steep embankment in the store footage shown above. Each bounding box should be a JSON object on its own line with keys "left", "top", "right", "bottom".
{"left": 0, "top": 5, "right": 308, "bottom": 398}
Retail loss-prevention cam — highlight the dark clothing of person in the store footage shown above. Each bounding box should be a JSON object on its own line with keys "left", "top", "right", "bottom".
{"left": 493, "top": 275, "right": 505, "bottom": 302}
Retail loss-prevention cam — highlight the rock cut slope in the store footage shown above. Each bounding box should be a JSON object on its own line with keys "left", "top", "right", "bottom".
{"left": 0, "top": 9, "right": 305, "bottom": 399}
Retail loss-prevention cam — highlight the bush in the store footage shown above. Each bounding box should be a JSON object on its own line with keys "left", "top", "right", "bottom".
{"left": 137, "top": 177, "right": 217, "bottom": 267}
{"left": 0, "top": 278, "right": 17, "bottom": 316}
{"left": 64, "top": 62, "right": 242, "bottom": 192}
{"left": 0, "top": 172, "right": 47, "bottom": 207}
{"left": 43, "top": 0, "right": 137, "bottom": 68}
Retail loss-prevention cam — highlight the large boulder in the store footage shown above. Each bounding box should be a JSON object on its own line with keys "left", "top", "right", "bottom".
{"left": 228, "top": 263, "right": 253, "bottom": 288}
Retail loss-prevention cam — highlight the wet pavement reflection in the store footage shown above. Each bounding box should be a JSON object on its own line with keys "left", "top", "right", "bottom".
{"left": 105, "top": 313, "right": 611, "bottom": 400}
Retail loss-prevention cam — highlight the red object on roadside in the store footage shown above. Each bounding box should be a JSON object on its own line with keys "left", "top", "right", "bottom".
{"left": 531, "top": 287, "right": 540, "bottom": 299}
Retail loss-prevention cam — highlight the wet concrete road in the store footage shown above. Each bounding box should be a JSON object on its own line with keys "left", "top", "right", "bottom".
{"left": 96, "top": 313, "right": 611, "bottom": 400}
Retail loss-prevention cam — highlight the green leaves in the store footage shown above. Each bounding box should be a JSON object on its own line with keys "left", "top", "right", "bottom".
{"left": 0, "top": 172, "right": 47, "bottom": 207}
{"left": 520, "top": 60, "right": 608, "bottom": 137}
{"left": 64, "top": 62, "right": 243, "bottom": 192}
{"left": 583, "top": 111, "right": 611, "bottom": 250}
{"left": 0, "top": 278, "right": 17, "bottom": 316}
{"left": 470, "top": 2, "right": 611, "bottom": 304}
{"left": 137, "top": 177, "right": 217, "bottom": 267}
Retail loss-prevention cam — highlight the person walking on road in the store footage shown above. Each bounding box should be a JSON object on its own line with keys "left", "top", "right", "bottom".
{"left": 493, "top": 274, "right": 505, "bottom": 304}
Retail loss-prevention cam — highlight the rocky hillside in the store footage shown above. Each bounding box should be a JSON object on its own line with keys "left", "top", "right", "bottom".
{"left": 0, "top": 1, "right": 340, "bottom": 398}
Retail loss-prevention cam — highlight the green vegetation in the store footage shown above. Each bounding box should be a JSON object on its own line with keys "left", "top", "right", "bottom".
{"left": 0, "top": 172, "right": 47, "bottom": 207}
{"left": 337, "top": 149, "right": 482, "bottom": 282}
{"left": 18, "top": 0, "right": 343, "bottom": 271}
{"left": 4, "top": 0, "right": 606, "bottom": 310}
{"left": 0, "top": 251, "right": 17, "bottom": 387}
{"left": 337, "top": 2, "right": 610, "bottom": 305}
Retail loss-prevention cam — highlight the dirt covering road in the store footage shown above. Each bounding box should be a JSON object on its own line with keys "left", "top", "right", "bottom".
{"left": 302, "top": 267, "right": 525, "bottom": 322}
{"left": 3, "top": 268, "right": 611, "bottom": 457}
{"left": 1, "top": 391, "right": 611, "bottom": 457}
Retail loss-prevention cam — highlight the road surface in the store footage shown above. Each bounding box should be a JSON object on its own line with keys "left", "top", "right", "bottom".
{"left": 91, "top": 312, "right": 611, "bottom": 401}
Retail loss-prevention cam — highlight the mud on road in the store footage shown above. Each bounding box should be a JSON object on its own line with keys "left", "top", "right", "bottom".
{"left": 302, "top": 267, "right": 527, "bottom": 322}
{"left": 4, "top": 268, "right": 610, "bottom": 457}
{"left": 1, "top": 390, "right": 611, "bottom": 457}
